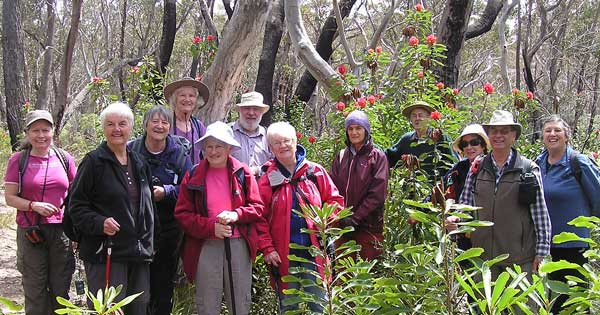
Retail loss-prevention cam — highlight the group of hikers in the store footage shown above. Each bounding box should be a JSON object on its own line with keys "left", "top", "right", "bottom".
{"left": 4, "top": 76, "right": 600, "bottom": 315}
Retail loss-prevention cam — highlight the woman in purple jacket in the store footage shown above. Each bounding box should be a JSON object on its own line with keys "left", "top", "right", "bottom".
{"left": 330, "top": 110, "right": 389, "bottom": 260}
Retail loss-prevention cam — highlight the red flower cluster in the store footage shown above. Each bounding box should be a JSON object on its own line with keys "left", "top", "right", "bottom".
{"left": 592, "top": 152, "right": 599, "bottom": 159}
{"left": 131, "top": 66, "right": 140, "bottom": 74}
{"left": 367, "top": 48, "right": 375, "bottom": 54}
{"left": 196, "top": 75, "right": 203, "bottom": 81}
{"left": 526, "top": 91, "right": 534, "bottom": 100}
{"left": 367, "top": 95, "right": 377, "bottom": 105}
{"left": 338, "top": 64, "right": 347, "bottom": 77}
{"left": 23, "top": 101, "right": 32, "bottom": 109}
{"left": 375, "top": 46, "right": 383, "bottom": 53}
{"left": 408, "top": 36, "right": 419, "bottom": 46}
{"left": 296, "top": 132, "right": 302, "bottom": 140}
{"left": 336, "top": 102, "right": 345, "bottom": 111}
{"left": 436, "top": 82, "right": 445, "bottom": 90}
{"left": 206, "top": 35, "right": 215, "bottom": 41}
{"left": 483, "top": 82, "right": 494, "bottom": 94}
{"left": 356, "top": 97, "right": 367, "bottom": 108}
{"left": 193, "top": 36, "right": 202, "bottom": 44}
{"left": 453, "top": 88, "right": 459, "bottom": 95}
{"left": 91, "top": 76, "right": 103, "bottom": 84}
{"left": 415, "top": 3, "right": 424, "bottom": 11}
{"left": 308, "top": 135, "right": 317, "bottom": 144}
{"left": 512, "top": 88, "right": 519, "bottom": 95}
{"left": 417, "top": 71, "right": 424, "bottom": 79}
{"left": 426, "top": 34, "right": 437, "bottom": 45}
{"left": 430, "top": 111, "right": 442, "bottom": 120}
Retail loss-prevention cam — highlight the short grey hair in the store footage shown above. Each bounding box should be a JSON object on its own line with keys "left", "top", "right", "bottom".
{"left": 541, "top": 114, "right": 571, "bottom": 140}
{"left": 100, "top": 102, "right": 134, "bottom": 127}
{"left": 143, "top": 106, "right": 173, "bottom": 132}
{"left": 167, "top": 86, "right": 204, "bottom": 109}
{"left": 266, "top": 121, "right": 297, "bottom": 145}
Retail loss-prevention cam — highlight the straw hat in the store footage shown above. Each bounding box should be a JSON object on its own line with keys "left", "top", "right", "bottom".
{"left": 236, "top": 91, "right": 269, "bottom": 113}
{"left": 163, "top": 77, "right": 210, "bottom": 104}
{"left": 482, "top": 110, "right": 522, "bottom": 139}
{"left": 452, "top": 124, "right": 492, "bottom": 153}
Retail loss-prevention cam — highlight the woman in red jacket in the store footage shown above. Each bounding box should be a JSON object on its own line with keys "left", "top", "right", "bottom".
{"left": 257, "top": 121, "right": 344, "bottom": 313}
{"left": 330, "top": 110, "right": 389, "bottom": 260}
{"left": 174, "top": 121, "right": 264, "bottom": 315}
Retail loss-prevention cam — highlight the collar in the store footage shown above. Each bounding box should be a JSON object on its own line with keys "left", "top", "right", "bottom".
{"left": 409, "top": 128, "right": 432, "bottom": 140}
{"left": 232, "top": 120, "right": 265, "bottom": 137}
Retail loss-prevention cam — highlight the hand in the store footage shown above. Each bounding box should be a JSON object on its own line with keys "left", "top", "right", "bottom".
{"left": 444, "top": 216, "right": 460, "bottom": 232}
{"left": 103, "top": 217, "right": 120, "bottom": 236}
{"left": 264, "top": 251, "right": 282, "bottom": 267}
{"left": 216, "top": 211, "right": 239, "bottom": 225}
{"left": 532, "top": 255, "right": 544, "bottom": 273}
{"left": 338, "top": 216, "right": 358, "bottom": 228}
{"left": 430, "top": 128, "right": 442, "bottom": 142}
{"left": 152, "top": 186, "right": 165, "bottom": 202}
{"left": 31, "top": 201, "right": 59, "bottom": 217}
{"left": 214, "top": 222, "right": 232, "bottom": 239}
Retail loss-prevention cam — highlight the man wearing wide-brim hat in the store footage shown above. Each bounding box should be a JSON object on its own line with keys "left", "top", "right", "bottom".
{"left": 385, "top": 100, "right": 458, "bottom": 184}
{"left": 164, "top": 77, "right": 210, "bottom": 164}
{"left": 230, "top": 91, "right": 272, "bottom": 176}
{"left": 459, "top": 110, "right": 551, "bottom": 286}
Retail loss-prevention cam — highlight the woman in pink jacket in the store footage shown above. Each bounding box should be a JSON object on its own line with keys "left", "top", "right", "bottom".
{"left": 174, "top": 121, "right": 264, "bottom": 315}
{"left": 257, "top": 122, "right": 344, "bottom": 313}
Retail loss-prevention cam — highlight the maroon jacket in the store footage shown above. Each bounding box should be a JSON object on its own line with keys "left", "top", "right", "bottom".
{"left": 330, "top": 140, "right": 389, "bottom": 234}
{"left": 174, "top": 156, "right": 265, "bottom": 282}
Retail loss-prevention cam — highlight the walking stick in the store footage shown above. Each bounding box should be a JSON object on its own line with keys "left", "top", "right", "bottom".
{"left": 105, "top": 237, "right": 114, "bottom": 290}
{"left": 268, "top": 264, "right": 283, "bottom": 313}
{"left": 224, "top": 231, "right": 237, "bottom": 315}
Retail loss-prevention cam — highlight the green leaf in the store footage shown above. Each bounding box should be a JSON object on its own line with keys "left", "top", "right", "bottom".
{"left": 455, "top": 248, "right": 484, "bottom": 263}
{"left": 552, "top": 232, "right": 595, "bottom": 246}
{"left": 0, "top": 296, "right": 23, "bottom": 311}
{"left": 491, "top": 272, "right": 509, "bottom": 306}
{"left": 55, "top": 296, "right": 76, "bottom": 308}
{"left": 106, "top": 291, "right": 143, "bottom": 314}
{"left": 539, "top": 260, "right": 588, "bottom": 277}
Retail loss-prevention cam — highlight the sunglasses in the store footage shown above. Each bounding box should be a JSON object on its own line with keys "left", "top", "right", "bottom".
{"left": 459, "top": 138, "right": 483, "bottom": 149}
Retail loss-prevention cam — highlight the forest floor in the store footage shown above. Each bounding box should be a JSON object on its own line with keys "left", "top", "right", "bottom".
{"left": 0, "top": 188, "right": 24, "bottom": 309}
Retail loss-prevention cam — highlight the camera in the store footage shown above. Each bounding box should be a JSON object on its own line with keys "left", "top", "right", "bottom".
{"left": 152, "top": 176, "right": 162, "bottom": 187}
{"left": 24, "top": 226, "right": 45, "bottom": 245}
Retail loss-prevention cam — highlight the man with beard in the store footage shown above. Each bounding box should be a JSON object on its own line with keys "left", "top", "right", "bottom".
{"left": 230, "top": 91, "right": 272, "bottom": 175}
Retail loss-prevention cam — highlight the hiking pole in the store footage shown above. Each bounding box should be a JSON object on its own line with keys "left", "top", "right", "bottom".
{"left": 224, "top": 227, "right": 237, "bottom": 315}
{"left": 268, "top": 264, "right": 283, "bottom": 314}
{"left": 105, "top": 237, "right": 114, "bottom": 290}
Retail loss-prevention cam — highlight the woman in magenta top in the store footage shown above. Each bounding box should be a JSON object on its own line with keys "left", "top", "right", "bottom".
{"left": 164, "top": 77, "right": 209, "bottom": 164}
{"left": 4, "top": 110, "right": 77, "bottom": 315}
{"left": 174, "top": 121, "right": 264, "bottom": 315}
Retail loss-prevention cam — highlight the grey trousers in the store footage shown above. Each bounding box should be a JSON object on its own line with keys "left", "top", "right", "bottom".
{"left": 84, "top": 261, "right": 150, "bottom": 315}
{"left": 195, "top": 238, "right": 252, "bottom": 315}
{"left": 17, "top": 224, "right": 75, "bottom": 315}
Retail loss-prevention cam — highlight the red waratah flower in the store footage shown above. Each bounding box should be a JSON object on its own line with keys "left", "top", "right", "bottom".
{"left": 375, "top": 46, "right": 383, "bottom": 53}
{"left": 377, "top": 94, "right": 384, "bottom": 99}
{"left": 367, "top": 48, "right": 375, "bottom": 54}
{"left": 336, "top": 102, "right": 345, "bottom": 111}
{"left": 592, "top": 152, "right": 599, "bottom": 159}
{"left": 430, "top": 111, "right": 442, "bottom": 120}
{"left": 206, "top": 35, "right": 215, "bottom": 41}
{"left": 436, "top": 82, "right": 445, "bottom": 90}
{"left": 483, "top": 82, "right": 494, "bottom": 94}
{"left": 338, "top": 64, "right": 347, "bottom": 76}
{"left": 426, "top": 34, "right": 437, "bottom": 45}
{"left": 367, "top": 95, "right": 377, "bottom": 105}
{"left": 401, "top": 154, "right": 408, "bottom": 161}
{"left": 193, "top": 36, "right": 202, "bottom": 44}
{"left": 453, "top": 88, "right": 459, "bottom": 95}
{"left": 526, "top": 91, "right": 534, "bottom": 100}
{"left": 408, "top": 36, "right": 419, "bottom": 46}
{"left": 415, "top": 3, "right": 424, "bottom": 11}
{"left": 296, "top": 132, "right": 302, "bottom": 140}
{"left": 23, "top": 101, "right": 31, "bottom": 108}
{"left": 512, "top": 88, "right": 520, "bottom": 95}
{"left": 131, "top": 66, "right": 140, "bottom": 74}
{"left": 196, "top": 75, "right": 203, "bottom": 81}
{"left": 335, "top": 81, "right": 342, "bottom": 86}
{"left": 417, "top": 71, "right": 424, "bottom": 79}
{"left": 91, "top": 76, "right": 102, "bottom": 84}
{"left": 357, "top": 97, "right": 367, "bottom": 108}
{"left": 308, "top": 135, "right": 316, "bottom": 144}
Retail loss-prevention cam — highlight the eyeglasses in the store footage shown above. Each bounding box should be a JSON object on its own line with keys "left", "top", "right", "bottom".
{"left": 459, "top": 138, "right": 483, "bottom": 149}
{"left": 272, "top": 138, "right": 294, "bottom": 147}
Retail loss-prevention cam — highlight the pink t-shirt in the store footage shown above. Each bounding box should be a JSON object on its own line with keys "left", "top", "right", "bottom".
{"left": 205, "top": 167, "right": 240, "bottom": 239}
{"left": 4, "top": 150, "right": 77, "bottom": 227}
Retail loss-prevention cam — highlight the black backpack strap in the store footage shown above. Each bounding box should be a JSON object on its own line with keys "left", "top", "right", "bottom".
{"left": 173, "top": 136, "right": 191, "bottom": 177}
{"left": 190, "top": 116, "right": 202, "bottom": 138}
{"left": 18, "top": 148, "right": 31, "bottom": 196}
{"left": 130, "top": 138, "right": 144, "bottom": 155}
{"left": 234, "top": 168, "right": 247, "bottom": 199}
{"left": 52, "top": 146, "right": 70, "bottom": 176}
{"left": 569, "top": 150, "right": 583, "bottom": 185}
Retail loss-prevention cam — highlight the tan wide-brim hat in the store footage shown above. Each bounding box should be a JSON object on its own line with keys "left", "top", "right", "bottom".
{"left": 236, "top": 91, "right": 270, "bottom": 113}
{"left": 195, "top": 121, "right": 241, "bottom": 152}
{"left": 163, "top": 77, "right": 210, "bottom": 104}
{"left": 401, "top": 100, "right": 435, "bottom": 119}
{"left": 452, "top": 124, "right": 492, "bottom": 153}
{"left": 482, "top": 110, "right": 522, "bottom": 139}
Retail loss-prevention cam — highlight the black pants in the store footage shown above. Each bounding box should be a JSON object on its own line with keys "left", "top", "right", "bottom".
{"left": 549, "top": 247, "right": 588, "bottom": 314}
{"left": 148, "top": 227, "right": 182, "bottom": 315}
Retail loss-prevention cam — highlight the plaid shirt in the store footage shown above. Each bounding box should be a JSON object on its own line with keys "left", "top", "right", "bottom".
{"left": 459, "top": 151, "right": 551, "bottom": 257}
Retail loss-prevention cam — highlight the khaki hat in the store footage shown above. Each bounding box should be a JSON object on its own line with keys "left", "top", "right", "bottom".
{"left": 163, "top": 77, "right": 210, "bottom": 104}
{"left": 482, "top": 110, "right": 522, "bottom": 139}
{"left": 236, "top": 91, "right": 270, "bottom": 113}
{"left": 401, "top": 100, "right": 435, "bottom": 119}
{"left": 196, "top": 121, "right": 241, "bottom": 151}
{"left": 452, "top": 124, "right": 492, "bottom": 153}
{"left": 25, "top": 110, "right": 54, "bottom": 128}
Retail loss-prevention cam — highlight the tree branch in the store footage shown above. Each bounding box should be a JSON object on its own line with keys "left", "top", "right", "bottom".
{"left": 333, "top": 0, "right": 359, "bottom": 67}
{"left": 465, "top": 0, "right": 503, "bottom": 40}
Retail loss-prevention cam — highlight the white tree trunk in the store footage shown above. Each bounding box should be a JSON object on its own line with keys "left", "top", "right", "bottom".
{"left": 196, "top": 0, "right": 271, "bottom": 123}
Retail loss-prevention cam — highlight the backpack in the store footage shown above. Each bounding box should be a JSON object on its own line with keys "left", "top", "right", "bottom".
{"left": 569, "top": 150, "right": 599, "bottom": 186}
{"left": 188, "top": 164, "right": 247, "bottom": 199}
{"left": 131, "top": 135, "right": 191, "bottom": 179}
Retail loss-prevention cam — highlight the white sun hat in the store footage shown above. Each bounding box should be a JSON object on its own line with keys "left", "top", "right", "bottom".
{"left": 195, "top": 121, "right": 241, "bottom": 151}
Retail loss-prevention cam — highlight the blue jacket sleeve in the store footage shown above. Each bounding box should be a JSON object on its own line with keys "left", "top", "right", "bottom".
{"left": 578, "top": 155, "right": 600, "bottom": 217}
